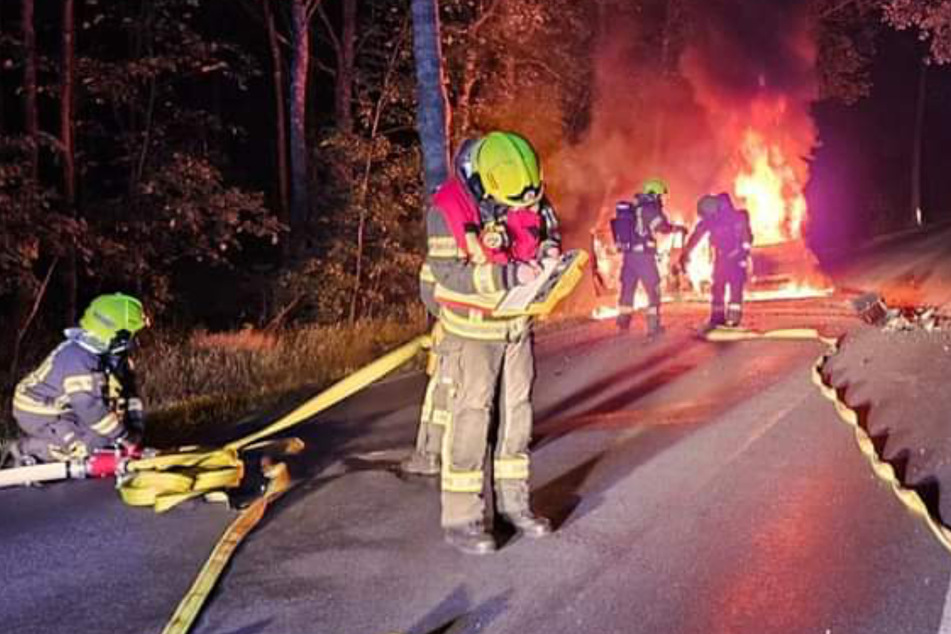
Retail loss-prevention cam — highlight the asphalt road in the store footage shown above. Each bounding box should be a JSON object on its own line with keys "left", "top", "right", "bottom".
{"left": 3, "top": 299, "right": 951, "bottom": 634}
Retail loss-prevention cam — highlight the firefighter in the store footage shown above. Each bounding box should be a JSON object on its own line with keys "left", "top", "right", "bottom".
{"left": 425, "top": 131, "right": 561, "bottom": 555}
{"left": 400, "top": 143, "right": 486, "bottom": 477}
{"left": 680, "top": 193, "right": 754, "bottom": 328}
{"left": 4, "top": 293, "right": 149, "bottom": 466}
{"left": 612, "top": 178, "right": 686, "bottom": 336}
{"left": 398, "top": 317, "right": 450, "bottom": 476}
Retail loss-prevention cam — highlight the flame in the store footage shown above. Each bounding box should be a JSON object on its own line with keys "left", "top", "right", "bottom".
{"left": 734, "top": 128, "right": 807, "bottom": 246}
{"left": 588, "top": 93, "right": 833, "bottom": 321}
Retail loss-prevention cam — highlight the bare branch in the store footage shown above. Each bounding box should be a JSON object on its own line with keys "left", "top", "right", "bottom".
{"left": 316, "top": 1, "right": 342, "bottom": 57}
{"left": 304, "top": 0, "right": 324, "bottom": 21}
{"left": 472, "top": 0, "right": 501, "bottom": 33}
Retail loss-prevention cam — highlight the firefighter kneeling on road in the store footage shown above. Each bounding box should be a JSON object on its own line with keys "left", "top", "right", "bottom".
{"left": 3, "top": 293, "right": 149, "bottom": 467}
{"left": 680, "top": 193, "right": 754, "bottom": 328}
{"left": 613, "top": 178, "right": 686, "bottom": 336}
{"left": 426, "top": 131, "right": 561, "bottom": 555}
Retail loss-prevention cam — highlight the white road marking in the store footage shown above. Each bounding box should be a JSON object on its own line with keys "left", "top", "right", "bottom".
{"left": 937, "top": 570, "right": 951, "bottom": 634}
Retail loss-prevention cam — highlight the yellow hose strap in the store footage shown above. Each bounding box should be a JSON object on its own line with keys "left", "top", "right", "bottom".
{"left": 704, "top": 326, "right": 838, "bottom": 346}
{"left": 811, "top": 343, "right": 951, "bottom": 554}
{"left": 119, "top": 449, "right": 245, "bottom": 513}
{"left": 118, "top": 337, "right": 425, "bottom": 513}
{"left": 161, "top": 462, "right": 292, "bottom": 634}
{"left": 226, "top": 335, "right": 428, "bottom": 451}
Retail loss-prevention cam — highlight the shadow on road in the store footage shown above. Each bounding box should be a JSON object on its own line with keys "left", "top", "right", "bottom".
{"left": 405, "top": 585, "right": 510, "bottom": 634}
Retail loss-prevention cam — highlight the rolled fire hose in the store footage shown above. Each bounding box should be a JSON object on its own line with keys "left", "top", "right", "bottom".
{"left": 117, "top": 334, "right": 430, "bottom": 513}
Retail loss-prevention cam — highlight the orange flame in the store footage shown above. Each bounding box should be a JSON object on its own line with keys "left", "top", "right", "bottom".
{"left": 734, "top": 128, "right": 807, "bottom": 246}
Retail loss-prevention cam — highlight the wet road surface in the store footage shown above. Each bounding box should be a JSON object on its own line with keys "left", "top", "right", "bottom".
{"left": 3, "top": 299, "right": 950, "bottom": 634}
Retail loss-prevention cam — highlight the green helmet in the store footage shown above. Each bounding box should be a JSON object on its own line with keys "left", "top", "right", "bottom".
{"left": 697, "top": 194, "right": 720, "bottom": 218}
{"left": 80, "top": 293, "right": 148, "bottom": 348}
{"left": 642, "top": 178, "right": 669, "bottom": 197}
{"left": 474, "top": 131, "right": 544, "bottom": 207}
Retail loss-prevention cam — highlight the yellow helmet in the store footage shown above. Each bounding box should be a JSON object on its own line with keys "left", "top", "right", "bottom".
{"left": 80, "top": 293, "right": 148, "bottom": 350}
{"left": 473, "top": 131, "right": 544, "bottom": 207}
{"left": 642, "top": 178, "right": 669, "bottom": 197}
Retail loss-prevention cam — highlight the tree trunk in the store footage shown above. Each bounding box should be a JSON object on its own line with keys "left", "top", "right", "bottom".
{"left": 910, "top": 60, "right": 927, "bottom": 227}
{"left": 289, "top": 0, "right": 311, "bottom": 251}
{"left": 62, "top": 0, "right": 78, "bottom": 323}
{"left": 410, "top": 0, "right": 450, "bottom": 195}
{"left": 23, "top": 0, "right": 38, "bottom": 183}
{"left": 263, "top": 0, "right": 290, "bottom": 225}
{"left": 335, "top": 0, "right": 357, "bottom": 134}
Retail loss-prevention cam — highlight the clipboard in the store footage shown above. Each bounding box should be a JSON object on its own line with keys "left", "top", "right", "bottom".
{"left": 492, "top": 249, "right": 589, "bottom": 318}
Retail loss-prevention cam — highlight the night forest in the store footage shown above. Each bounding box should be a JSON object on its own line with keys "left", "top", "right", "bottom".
{"left": 2, "top": 0, "right": 951, "bottom": 429}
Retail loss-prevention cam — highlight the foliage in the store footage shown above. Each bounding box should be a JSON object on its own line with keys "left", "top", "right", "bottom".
{"left": 882, "top": 0, "right": 951, "bottom": 63}
{"left": 815, "top": 0, "right": 882, "bottom": 104}
{"left": 138, "top": 316, "right": 426, "bottom": 444}
{"left": 441, "top": 0, "right": 594, "bottom": 147}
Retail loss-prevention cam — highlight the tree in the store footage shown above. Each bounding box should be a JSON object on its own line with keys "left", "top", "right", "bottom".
{"left": 410, "top": 0, "right": 450, "bottom": 194}
{"left": 262, "top": 0, "right": 290, "bottom": 223}
{"left": 61, "top": 0, "right": 78, "bottom": 321}
{"left": 318, "top": 0, "right": 358, "bottom": 133}
{"left": 289, "top": 0, "right": 324, "bottom": 252}
{"left": 883, "top": 0, "right": 951, "bottom": 63}
{"left": 21, "top": 0, "right": 37, "bottom": 185}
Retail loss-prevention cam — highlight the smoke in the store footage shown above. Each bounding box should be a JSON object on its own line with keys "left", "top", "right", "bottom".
{"left": 550, "top": 0, "right": 819, "bottom": 245}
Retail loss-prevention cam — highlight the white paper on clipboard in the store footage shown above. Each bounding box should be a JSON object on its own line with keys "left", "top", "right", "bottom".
{"left": 495, "top": 258, "right": 560, "bottom": 313}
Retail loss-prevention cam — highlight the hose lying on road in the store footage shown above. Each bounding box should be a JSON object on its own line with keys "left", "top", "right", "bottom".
{"left": 811, "top": 341, "right": 951, "bottom": 555}
{"left": 150, "top": 334, "right": 429, "bottom": 634}
{"left": 705, "top": 325, "right": 951, "bottom": 556}
{"left": 118, "top": 334, "right": 429, "bottom": 513}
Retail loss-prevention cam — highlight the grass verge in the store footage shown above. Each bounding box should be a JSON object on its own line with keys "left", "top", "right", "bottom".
{"left": 2, "top": 316, "right": 427, "bottom": 447}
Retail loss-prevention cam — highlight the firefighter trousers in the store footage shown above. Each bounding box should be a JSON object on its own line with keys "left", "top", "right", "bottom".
{"left": 619, "top": 252, "right": 661, "bottom": 309}
{"left": 413, "top": 344, "right": 453, "bottom": 457}
{"left": 14, "top": 412, "right": 103, "bottom": 462}
{"left": 618, "top": 252, "right": 662, "bottom": 328}
{"left": 711, "top": 260, "right": 747, "bottom": 325}
{"left": 440, "top": 332, "right": 535, "bottom": 527}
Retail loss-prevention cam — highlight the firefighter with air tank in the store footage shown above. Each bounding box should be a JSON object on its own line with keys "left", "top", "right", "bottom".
{"left": 681, "top": 192, "right": 754, "bottom": 328}
{"left": 423, "top": 130, "right": 561, "bottom": 555}
{"left": 3, "top": 293, "right": 148, "bottom": 467}
{"left": 612, "top": 178, "right": 687, "bottom": 336}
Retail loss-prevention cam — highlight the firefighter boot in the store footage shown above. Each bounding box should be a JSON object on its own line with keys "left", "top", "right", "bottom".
{"left": 616, "top": 312, "right": 632, "bottom": 332}
{"left": 646, "top": 313, "right": 665, "bottom": 338}
{"left": 400, "top": 450, "right": 440, "bottom": 476}
{"left": 498, "top": 482, "right": 552, "bottom": 538}
{"left": 444, "top": 521, "right": 497, "bottom": 555}
{"left": 726, "top": 304, "right": 743, "bottom": 328}
{"left": 503, "top": 510, "right": 553, "bottom": 538}
{"left": 0, "top": 440, "right": 35, "bottom": 469}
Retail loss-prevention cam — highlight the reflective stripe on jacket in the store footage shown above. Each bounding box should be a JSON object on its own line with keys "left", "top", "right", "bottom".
{"left": 425, "top": 177, "right": 545, "bottom": 342}
{"left": 12, "top": 332, "right": 127, "bottom": 441}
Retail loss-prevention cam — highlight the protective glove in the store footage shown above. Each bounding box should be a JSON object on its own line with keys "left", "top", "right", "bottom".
{"left": 515, "top": 261, "right": 543, "bottom": 285}
{"left": 124, "top": 397, "right": 146, "bottom": 437}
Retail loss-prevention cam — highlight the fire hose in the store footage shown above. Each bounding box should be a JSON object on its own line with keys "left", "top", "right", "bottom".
{"left": 705, "top": 324, "right": 951, "bottom": 556}
{"left": 0, "top": 335, "right": 429, "bottom": 634}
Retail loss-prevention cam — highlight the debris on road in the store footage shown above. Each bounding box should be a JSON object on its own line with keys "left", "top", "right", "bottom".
{"left": 850, "top": 293, "right": 943, "bottom": 331}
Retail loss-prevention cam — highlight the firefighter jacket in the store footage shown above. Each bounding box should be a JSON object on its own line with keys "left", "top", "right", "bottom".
{"left": 12, "top": 328, "right": 140, "bottom": 442}
{"left": 423, "top": 176, "right": 560, "bottom": 342}
{"left": 611, "top": 194, "right": 677, "bottom": 254}
{"left": 684, "top": 207, "right": 754, "bottom": 267}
